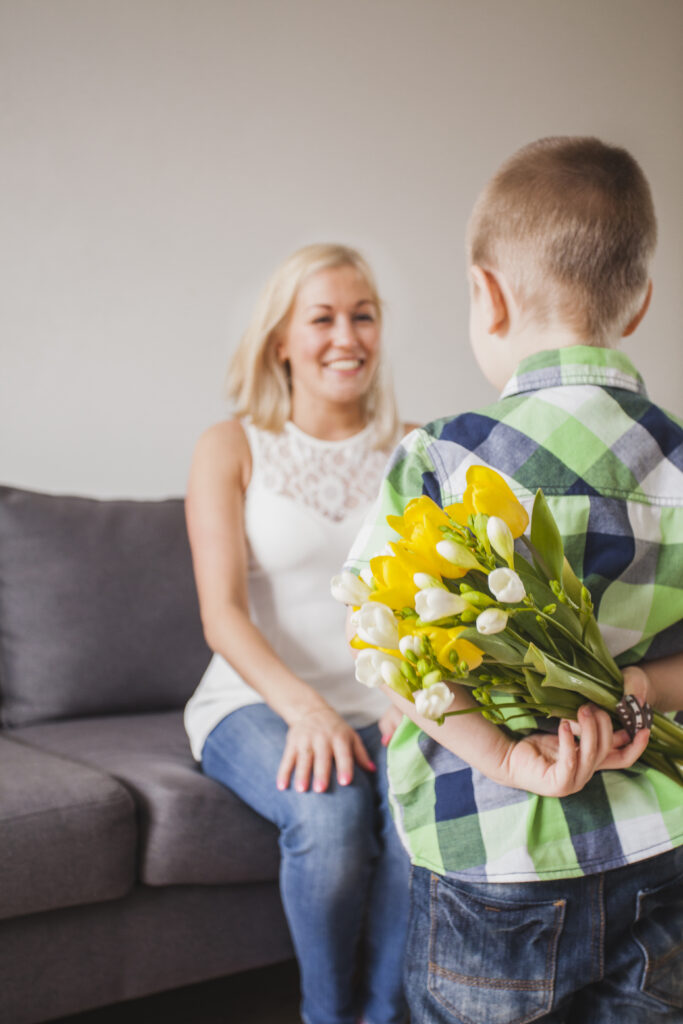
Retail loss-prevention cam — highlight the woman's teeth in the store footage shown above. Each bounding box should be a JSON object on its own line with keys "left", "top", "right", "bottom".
{"left": 326, "top": 359, "right": 362, "bottom": 370}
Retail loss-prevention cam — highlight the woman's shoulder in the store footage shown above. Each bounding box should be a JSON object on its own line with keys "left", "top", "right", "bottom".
{"left": 196, "top": 417, "right": 249, "bottom": 450}
{"left": 391, "top": 421, "right": 421, "bottom": 448}
{"left": 191, "top": 418, "right": 252, "bottom": 489}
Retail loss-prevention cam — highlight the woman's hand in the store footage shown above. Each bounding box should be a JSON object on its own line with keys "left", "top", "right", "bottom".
{"left": 378, "top": 704, "right": 404, "bottom": 747}
{"left": 502, "top": 702, "right": 651, "bottom": 797}
{"left": 276, "top": 707, "right": 376, "bottom": 794}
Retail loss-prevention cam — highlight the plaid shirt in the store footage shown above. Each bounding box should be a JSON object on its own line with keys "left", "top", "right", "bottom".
{"left": 346, "top": 346, "right": 683, "bottom": 881}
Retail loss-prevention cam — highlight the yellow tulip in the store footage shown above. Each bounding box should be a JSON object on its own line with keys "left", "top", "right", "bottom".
{"left": 416, "top": 624, "right": 483, "bottom": 672}
{"left": 461, "top": 466, "right": 529, "bottom": 538}
{"left": 369, "top": 545, "right": 422, "bottom": 610}
{"left": 387, "top": 495, "right": 451, "bottom": 540}
{"left": 443, "top": 501, "right": 470, "bottom": 527}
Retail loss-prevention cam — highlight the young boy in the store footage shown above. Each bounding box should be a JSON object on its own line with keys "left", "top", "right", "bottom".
{"left": 345, "top": 137, "right": 683, "bottom": 1022}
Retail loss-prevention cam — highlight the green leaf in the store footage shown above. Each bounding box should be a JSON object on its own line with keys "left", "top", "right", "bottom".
{"left": 524, "top": 643, "right": 546, "bottom": 674}
{"left": 488, "top": 690, "right": 537, "bottom": 731}
{"left": 580, "top": 617, "right": 623, "bottom": 685}
{"left": 530, "top": 489, "right": 565, "bottom": 583}
{"left": 525, "top": 644, "right": 617, "bottom": 710}
{"left": 522, "top": 667, "right": 547, "bottom": 704}
{"left": 513, "top": 557, "right": 583, "bottom": 641}
{"left": 561, "top": 557, "right": 584, "bottom": 606}
{"left": 520, "top": 667, "right": 575, "bottom": 713}
{"left": 457, "top": 627, "right": 526, "bottom": 665}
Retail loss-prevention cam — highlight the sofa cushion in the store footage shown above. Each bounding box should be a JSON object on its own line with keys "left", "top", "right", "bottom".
{"left": 0, "top": 486, "right": 211, "bottom": 727}
{"left": 12, "top": 711, "right": 282, "bottom": 886}
{"left": 0, "top": 734, "right": 136, "bottom": 920}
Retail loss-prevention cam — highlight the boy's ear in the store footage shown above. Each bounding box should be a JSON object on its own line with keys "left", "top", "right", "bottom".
{"left": 470, "top": 265, "right": 509, "bottom": 335}
{"left": 622, "top": 280, "right": 653, "bottom": 337}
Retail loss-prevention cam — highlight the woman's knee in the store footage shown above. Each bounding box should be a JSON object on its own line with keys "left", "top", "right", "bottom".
{"left": 278, "top": 778, "right": 377, "bottom": 866}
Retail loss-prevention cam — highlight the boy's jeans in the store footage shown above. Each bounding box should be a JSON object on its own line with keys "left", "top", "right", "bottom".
{"left": 405, "top": 846, "right": 683, "bottom": 1023}
{"left": 202, "top": 706, "right": 409, "bottom": 1024}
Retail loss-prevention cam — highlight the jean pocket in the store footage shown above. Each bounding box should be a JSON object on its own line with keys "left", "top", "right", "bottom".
{"left": 427, "top": 874, "right": 565, "bottom": 1024}
{"left": 634, "top": 869, "right": 683, "bottom": 1009}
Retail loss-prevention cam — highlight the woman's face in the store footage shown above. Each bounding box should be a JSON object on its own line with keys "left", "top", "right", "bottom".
{"left": 277, "top": 265, "right": 381, "bottom": 411}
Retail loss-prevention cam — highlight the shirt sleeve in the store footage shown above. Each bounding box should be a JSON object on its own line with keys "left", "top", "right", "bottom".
{"left": 344, "top": 427, "right": 439, "bottom": 578}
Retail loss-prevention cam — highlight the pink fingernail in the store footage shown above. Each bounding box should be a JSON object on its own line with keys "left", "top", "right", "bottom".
{"left": 367, "top": 761, "right": 377, "bottom": 771}
{"left": 338, "top": 773, "right": 351, "bottom": 786}
{"left": 277, "top": 780, "right": 286, "bottom": 790}
{"left": 313, "top": 781, "right": 324, "bottom": 793}
{"left": 295, "top": 782, "right": 306, "bottom": 793}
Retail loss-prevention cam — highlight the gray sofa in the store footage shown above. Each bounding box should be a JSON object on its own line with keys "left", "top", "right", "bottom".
{"left": 0, "top": 485, "right": 293, "bottom": 1024}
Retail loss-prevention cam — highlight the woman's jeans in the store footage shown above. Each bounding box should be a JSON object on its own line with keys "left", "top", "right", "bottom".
{"left": 405, "top": 846, "right": 683, "bottom": 1023}
{"left": 202, "top": 705, "right": 410, "bottom": 1024}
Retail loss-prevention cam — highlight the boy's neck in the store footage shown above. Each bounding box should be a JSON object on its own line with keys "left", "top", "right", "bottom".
{"left": 515, "top": 324, "right": 589, "bottom": 356}
{"left": 500, "top": 327, "right": 619, "bottom": 389}
{"left": 481, "top": 326, "right": 618, "bottom": 393}
{"left": 513, "top": 321, "right": 617, "bottom": 356}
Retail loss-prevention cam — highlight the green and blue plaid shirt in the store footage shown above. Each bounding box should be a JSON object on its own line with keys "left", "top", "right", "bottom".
{"left": 346, "top": 346, "right": 683, "bottom": 881}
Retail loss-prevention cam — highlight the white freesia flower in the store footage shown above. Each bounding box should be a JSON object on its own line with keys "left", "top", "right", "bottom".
{"left": 355, "top": 650, "right": 402, "bottom": 688}
{"left": 330, "top": 571, "right": 372, "bottom": 607}
{"left": 436, "top": 539, "right": 482, "bottom": 572}
{"left": 355, "top": 602, "right": 400, "bottom": 649}
{"left": 415, "top": 588, "right": 468, "bottom": 622}
{"left": 488, "top": 568, "right": 526, "bottom": 603}
{"left": 476, "top": 607, "right": 509, "bottom": 634}
{"left": 399, "top": 635, "right": 423, "bottom": 658}
{"left": 380, "top": 659, "right": 404, "bottom": 690}
{"left": 486, "top": 516, "right": 515, "bottom": 568}
{"left": 413, "top": 572, "right": 442, "bottom": 590}
{"left": 414, "top": 682, "right": 453, "bottom": 720}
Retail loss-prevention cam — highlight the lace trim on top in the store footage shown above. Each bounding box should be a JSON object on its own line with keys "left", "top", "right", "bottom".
{"left": 248, "top": 420, "right": 394, "bottom": 523}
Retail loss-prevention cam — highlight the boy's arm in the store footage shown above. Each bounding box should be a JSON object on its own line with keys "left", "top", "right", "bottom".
{"left": 383, "top": 682, "right": 651, "bottom": 798}
{"left": 344, "top": 428, "right": 651, "bottom": 797}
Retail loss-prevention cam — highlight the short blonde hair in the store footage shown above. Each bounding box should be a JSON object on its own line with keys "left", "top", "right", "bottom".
{"left": 467, "top": 137, "right": 657, "bottom": 344}
{"left": 227, "top": 243, "right": 399, "bottom": 448}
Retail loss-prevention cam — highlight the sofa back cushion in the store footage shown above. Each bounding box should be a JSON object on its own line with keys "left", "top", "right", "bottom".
{"left": 0, "top": 486, "right": 211, "bottom": 727}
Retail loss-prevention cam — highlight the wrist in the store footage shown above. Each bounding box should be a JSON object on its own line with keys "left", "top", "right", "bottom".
{"left": 495, "top": 733, "right": 520, "bottom": 787}
{"left": 282, "top": 693, "right": 330, "bottom": 726}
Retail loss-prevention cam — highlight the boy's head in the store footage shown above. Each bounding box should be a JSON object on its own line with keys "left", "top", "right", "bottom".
{"left": 466, "top": 137, "right": 657, "bottom": 383}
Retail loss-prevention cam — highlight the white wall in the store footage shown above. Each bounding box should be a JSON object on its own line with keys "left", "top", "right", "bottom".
{"left": 2, "top": 0, "right": 681, "bottom": 498}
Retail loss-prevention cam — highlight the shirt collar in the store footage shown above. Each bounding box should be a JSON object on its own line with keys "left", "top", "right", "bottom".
{"left": 500, "top": 345, "right": 648, "bottom": 400}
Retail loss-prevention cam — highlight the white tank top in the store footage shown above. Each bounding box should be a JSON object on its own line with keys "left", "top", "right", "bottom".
{"left": 184, "top": 419, "right": 395, "bottom": 760}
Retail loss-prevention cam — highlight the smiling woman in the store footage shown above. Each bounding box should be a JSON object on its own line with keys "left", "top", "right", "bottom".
{"left": 182, "top": 244, "right": 414, "bottom": 1024}
{"left": 225, "top": 243, "right": 399, "bottom": 448}
{"left": 276, "top": 265, "right": 382, "bottom": 426}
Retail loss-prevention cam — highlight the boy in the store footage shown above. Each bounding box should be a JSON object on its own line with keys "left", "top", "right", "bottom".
{"left": 345, "top": 138, "right": 683, "bottom": 1022}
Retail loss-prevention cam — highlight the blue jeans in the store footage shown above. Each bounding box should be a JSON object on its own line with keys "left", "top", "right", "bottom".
{"left": 202, "top": 705, "right": 410, "bottom": 1024}
{"left": 404, "top": 848, "right": 683, "bottom": 1023}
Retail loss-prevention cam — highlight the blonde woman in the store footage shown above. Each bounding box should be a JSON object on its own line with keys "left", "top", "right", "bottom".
{"left": 184, "top": 244, "right": 412, "bottom": 1024}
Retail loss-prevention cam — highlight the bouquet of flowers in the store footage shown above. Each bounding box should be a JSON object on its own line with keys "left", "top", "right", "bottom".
{"left": 332, "top": 465, "right": 683, "bottom": 785}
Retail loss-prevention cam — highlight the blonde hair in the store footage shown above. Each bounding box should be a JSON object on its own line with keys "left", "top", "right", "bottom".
{"left": 227, "top": 243, "right": 399, "bottom": 447}
{"left": 467, "top": 137, "right": 657, "bottom": 344}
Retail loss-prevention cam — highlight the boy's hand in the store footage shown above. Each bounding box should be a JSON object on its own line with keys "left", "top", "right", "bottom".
{"left": 622, "top": 664, "right": 656, "bottom": 707}
{"left": 503, "top": 703, "right": 651, "bottom": 797}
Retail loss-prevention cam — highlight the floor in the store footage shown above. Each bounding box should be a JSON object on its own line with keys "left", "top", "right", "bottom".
{"left": 50, "top": 960, "right": 302, "bottom": 1024}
